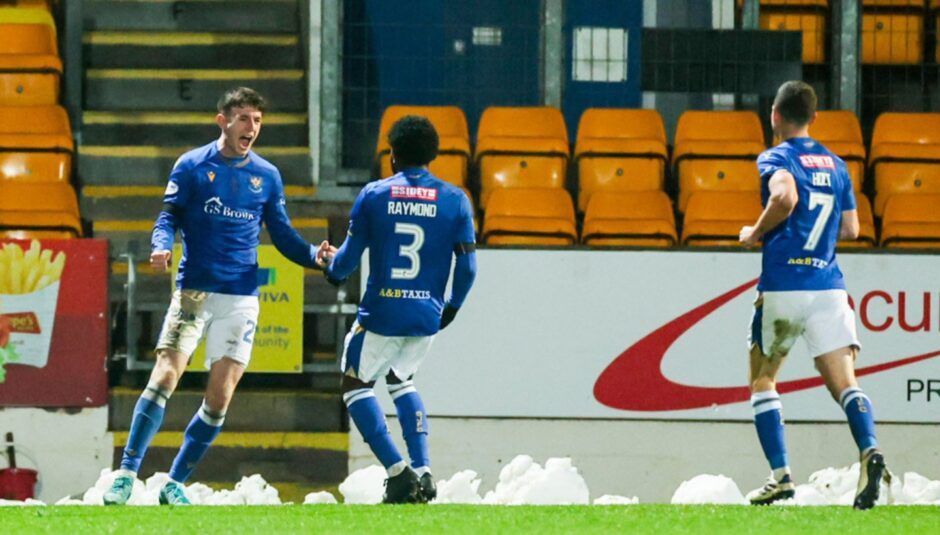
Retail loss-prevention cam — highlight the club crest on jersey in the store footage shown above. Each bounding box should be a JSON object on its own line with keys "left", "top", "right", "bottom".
{"left": 207, "top": 171, "right": 216, "bottom": 183}
{"left": 391, "top": 185, "right": 438, "bottom": 201}
{"left": 249, "top": 176, "right": 263, "bottom": 193}
{"left": 799, "top": 155, "right": 835, "bottom": 169}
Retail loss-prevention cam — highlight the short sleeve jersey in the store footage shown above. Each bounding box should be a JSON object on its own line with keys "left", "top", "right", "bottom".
{"left": 757, "top": 137, "right": 857, "bottom": 292}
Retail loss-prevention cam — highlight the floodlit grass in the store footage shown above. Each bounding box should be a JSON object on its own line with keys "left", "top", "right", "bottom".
{"left": 1, "top": 504, "right": 938, "bottom": 534}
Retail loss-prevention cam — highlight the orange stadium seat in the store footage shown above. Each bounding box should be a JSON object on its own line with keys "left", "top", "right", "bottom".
{"left": 582, "top": 191, "right": 676, "bottom": 248}
{"left": 374, "top": 105, "right": 470, "bottom": 187}
{"left": 757, "top": 0, "right": 829, "bottom": 64}
{"left": 574, "top": 108, "right": 667, "bottom": 212}
{"left": 869, "top": 112, "right": 940, "bottom": 216}
{"left": 0, "top": 181, "right": 81, "bottom": 236}
{"left": 475, "top": 107, "right": 569, "bottom": 209}
{"left": 880, "top": 193, "right": 940, "bottom": 248}
{"left": 483, "top": 188, "right": 576, "bottom": 246}
{"left": 673, "top": 111, "right": 765, "bottom": 213}
{"left": 682, "top": 191, "right": 762, "bottom": 247}
{"left": 0, "top": 106, "right": 72, "bottom": 182}
{"left": 0, "top": 7, "right": 61, "bottom": 106}
{"left": 810, "top": 111, "right": 865, "bottom": 192}
{"left": 838, "top": 193, "right": 877, "bottom": 248}
{"left": 861, "top": 0, "right": 925, "bottom": 65}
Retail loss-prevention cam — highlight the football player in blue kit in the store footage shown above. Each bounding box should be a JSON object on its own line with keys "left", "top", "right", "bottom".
{"left": 317, "top": 115, "right": 477, "bottom": 504}
{"left": 104, "top": 87, "right": 325, "bottom": 505}
{"left": 739, "top": 81, "right": 889, "bottom": 509}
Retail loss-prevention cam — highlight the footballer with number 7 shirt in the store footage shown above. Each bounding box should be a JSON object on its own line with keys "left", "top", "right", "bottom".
{"left": 739, "top": 81, "right": 889, "bottom": 510}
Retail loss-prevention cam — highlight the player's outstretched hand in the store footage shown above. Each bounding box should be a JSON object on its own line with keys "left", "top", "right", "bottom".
{"left": 440, "top": 304, "right": 459, "bottom": 330}
{"left": 150, "top": 250, "right": 172, "bottom": 272}
{"left": 315, "top": 240, "right": 336, "bottom": 268}
{"left": 739, "top": 226, "right": 760, "bottom": 248}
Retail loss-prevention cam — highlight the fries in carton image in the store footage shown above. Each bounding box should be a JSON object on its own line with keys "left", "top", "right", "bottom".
{"left": 0, "top": 240, "right": 66, "bottom": 369}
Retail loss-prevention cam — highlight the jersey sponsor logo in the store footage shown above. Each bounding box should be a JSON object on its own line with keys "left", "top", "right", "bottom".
{"left": 388, "top": 201, "right": 437, "bottom": 218}
{"left": 378, "top": 288, "right": 431, "bottom": 300}
{"left": 0, "top": 312, "right": 41, "bottom": 334}
{"left": 391, "top": 186, "right": 438, "bottom": 201}
{"left": 249, "top": 176, "right": 263, "bottom": 193}
{"left": 799, "top": 155, "right": 835, "bottom": 169}
{"left": 811, "top": 172, "right": 831, "bottom": 187}
{"left": 593, "top": 279, "right": 940, "bottom": 412}
{"left": 165, "top": 181, "right": 179, "bottom": 196}
{"left": 787, "top": 256, "right": 829, "bottom": 269}
{"left": 207, "top": 171, "right": 216, "bottom": 183}
{"left": 203, "top": 196, "right": 256, "bottom": 220}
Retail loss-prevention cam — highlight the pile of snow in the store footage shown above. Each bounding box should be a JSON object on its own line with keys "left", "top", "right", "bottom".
{"left": 336, "top": 455, "right": 591, "bottom": 505}
{"left": 433, "top": 470, "right": 483, "bottom": 504}
{"left": 4, "top": 456, "right": 940, "bottom": 507}
{"left": 338, "top": 464, "right": 386, "bottom": 504}
{"left": 593, "top": 494, "right": 639, "bottom": 505}
{"left": 303, "top": 491, "right": 338, "bottom": 505}
{"left": 482, "top": 456, "right": 590, "bottom": 505}
{"left": 671, "top": 474, "right": 747, "bottom": 505}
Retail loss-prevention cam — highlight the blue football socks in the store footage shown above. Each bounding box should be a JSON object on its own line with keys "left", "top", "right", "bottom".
{"left": 345, "top": 388, "right": 405, "bottom": 473}
{"left": 168, "top": 401, "right": 225, "bottom": 483}
{"left": 121, "top": 382, "right": 171, "bottom": 473}
{"left": 840, "top": 387, "right": 878, "bottom": 453}
{"left": 752, "top": 390, "right": 791, "bottom": 480}
{"left": 389, "top": 379, "right": 430, "bottom": 471}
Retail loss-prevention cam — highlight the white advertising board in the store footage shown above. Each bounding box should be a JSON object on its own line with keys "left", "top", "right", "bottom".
{"left": 378, "top": 250, "right": 940, "bottom": 423}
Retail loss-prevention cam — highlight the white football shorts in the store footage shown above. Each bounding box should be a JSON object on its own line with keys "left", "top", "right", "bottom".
{"left": 156, "top": 289, "right": 260, "bottom": 369}
{"left": 341, "top": 320, "right": 435, "bottom": 383}
{"left": 748, "top": 289, "right": 861, "bottom": 359}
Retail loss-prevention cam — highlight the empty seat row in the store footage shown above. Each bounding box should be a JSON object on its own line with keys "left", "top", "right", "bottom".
{"left": 752, "top": 0, "right": 940, "bottom": 65}
{"left": 0, "top": 3, "right": 79, "bottom": 238}
{"left": 480, "top": 187, "right": 939, "bottom": 249}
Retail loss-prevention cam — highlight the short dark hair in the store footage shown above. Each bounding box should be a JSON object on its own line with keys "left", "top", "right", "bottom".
{"left": 773, "top": 81, "right": 817, "bottom": 126}
{"left": 217, "top": 87, "right": 267, "bottom": 115}
{"left": 388, "top": 115, "right": 439, "bottom": 168}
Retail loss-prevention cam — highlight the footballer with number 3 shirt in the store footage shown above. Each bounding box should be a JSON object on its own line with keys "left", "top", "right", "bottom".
{"left": 317, "top": 115, "right": 477, "bottom": 504}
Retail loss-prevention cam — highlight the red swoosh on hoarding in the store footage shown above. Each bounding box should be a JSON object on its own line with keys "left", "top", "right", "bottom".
{"left": 593, "top": 279, "right": 940, "bottom": 411}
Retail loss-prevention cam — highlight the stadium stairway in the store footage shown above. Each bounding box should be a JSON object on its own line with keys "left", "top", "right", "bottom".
{"left": 79, "top": 0, "right": 353, "bottom": 497}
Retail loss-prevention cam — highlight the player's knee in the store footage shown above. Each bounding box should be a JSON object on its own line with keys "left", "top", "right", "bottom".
{"left": 341, "top": 374, "right": 375, "bottom": 396}
{"left": 385, "top": 370, "right": 413, "bottom": 386}
{"left": 152, "top": 351, "right": 185, "bottom": 391}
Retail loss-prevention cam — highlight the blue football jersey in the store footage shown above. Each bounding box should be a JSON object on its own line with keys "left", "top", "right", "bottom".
{"left": 151, "top": 141, "right": 317, "bottom": 296}
{"left": 330, "top": 168, "right": 476, "bottom": 337}
{"left": 757, "top": 137, "right": 857, "bottom": 292}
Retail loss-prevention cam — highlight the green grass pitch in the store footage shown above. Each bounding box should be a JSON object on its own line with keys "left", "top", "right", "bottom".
{"left": 2, "top": 505, "right": 939, "bottom": 534}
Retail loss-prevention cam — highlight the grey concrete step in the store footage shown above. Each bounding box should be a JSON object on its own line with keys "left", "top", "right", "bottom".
{"left": 78, "top": 145, "right": 311, "bottom": 186}
{"left": 84, "top": 0, "right": 300, "bottom": 33}
{"left": 84, "top": 69, "right": 306, "bottom": 112}
{"left": 84, "top": 32, "right": 302, "bottom": 69}
{"left": 109, "top": 387, "right": 343, "bottom": 432}
{"left": 82, "top": 111, "right": 308, "bottom": 147}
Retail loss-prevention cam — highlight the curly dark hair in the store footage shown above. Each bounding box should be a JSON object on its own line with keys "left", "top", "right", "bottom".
{"left": 388, "top": 115, "right": 439, "bottom": 168}
{"left": 217, "top": 87, "right": 267, "bottom": 115}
